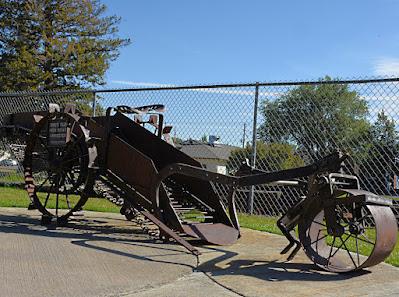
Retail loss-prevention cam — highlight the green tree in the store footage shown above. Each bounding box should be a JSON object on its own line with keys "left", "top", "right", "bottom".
{"left": 0, "top": 0, "right": 130, "bottom": 91}
{"left": 226, "top": 141, "right": 304, "bottom": 173}
{"left": 370, "top": 111, "right": 397, "bottom": 149}
{"left": 362, "top": 111, "right": 399, "bottom": 193}
{"left": 258, "top": 77, "right": 369, "bottom": 159}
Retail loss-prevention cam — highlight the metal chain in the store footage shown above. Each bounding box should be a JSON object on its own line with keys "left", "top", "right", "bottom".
{"left": 93, "top": 179, "right": 160, "bottom": 239}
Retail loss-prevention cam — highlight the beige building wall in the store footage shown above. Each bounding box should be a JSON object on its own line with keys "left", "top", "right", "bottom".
{"left": 198, "top": 158, "right": 227, "bottom": 175}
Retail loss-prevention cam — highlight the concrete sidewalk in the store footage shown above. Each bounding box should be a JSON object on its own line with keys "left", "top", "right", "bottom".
{"left": 0, "top": 207, "right": 398, "bottom": 297}
{"left": 198, "top": 229, "right": 399, "bottom": 297}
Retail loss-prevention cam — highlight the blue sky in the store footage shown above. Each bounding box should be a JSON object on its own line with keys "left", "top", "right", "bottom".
{"left": 102, "top": 0, "right": 399, "bottom": 88}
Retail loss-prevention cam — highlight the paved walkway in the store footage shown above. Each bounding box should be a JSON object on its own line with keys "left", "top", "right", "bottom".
{"left": 0, "top": 207, "right": 398, "bottom": 297}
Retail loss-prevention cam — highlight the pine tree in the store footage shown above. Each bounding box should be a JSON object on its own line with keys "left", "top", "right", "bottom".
{"left": 362, "top": 110, "right": 399, "bottom": 193}
{"left": 0, "top": 0, "right": 130, "bottom": 91}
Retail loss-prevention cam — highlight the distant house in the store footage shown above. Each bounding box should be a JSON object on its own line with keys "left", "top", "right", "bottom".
{"left": 178, "top": 136, "right": 238, "bottom": 175}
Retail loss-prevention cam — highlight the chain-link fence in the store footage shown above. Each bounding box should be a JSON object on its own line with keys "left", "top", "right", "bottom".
{"left": 1, "top": 77, "right": 399, "bottom": 218}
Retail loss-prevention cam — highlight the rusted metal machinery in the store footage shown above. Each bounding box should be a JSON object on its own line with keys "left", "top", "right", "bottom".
{"left": 1, "top": 103, "right": 397, "bottom": 273}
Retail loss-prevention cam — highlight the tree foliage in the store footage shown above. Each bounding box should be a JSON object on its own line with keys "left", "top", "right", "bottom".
{"left": 227, "top": 141, "right": 304, "bottom": 173}
{"left": 258, "top": 77, "right": 369, "bottom": 159}
{"left": 370, "top": 110, "right": 398, "bottom": 151}
{"left": 361, "top": 111, "right": 399, "bottom": 192}
{"left": 0, "top": 0, "right": 130, "bottom": 91}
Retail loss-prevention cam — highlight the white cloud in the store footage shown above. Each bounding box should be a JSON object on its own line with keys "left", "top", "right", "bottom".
{"left": 374, "top": 58, "right": 399, "bottom": 76}
{"left": 110, "top": 80, "right": 282, "bottom": 98}
{"left": 360, "top": 94, "right": 399, "bottom": 102}
{"left": 111, "top": 80, "right": 175, "bottom": 88}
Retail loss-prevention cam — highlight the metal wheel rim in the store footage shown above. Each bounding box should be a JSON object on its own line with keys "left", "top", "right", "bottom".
{"left": 23, "top": 112, "right": 92, "bottom": 220}
{"left": 298, "top": 203, "right": 397, "bottom": 272}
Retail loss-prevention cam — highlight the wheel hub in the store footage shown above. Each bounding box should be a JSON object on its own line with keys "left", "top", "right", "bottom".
{"left": 328, "top": 224, "right": 345, "bottom": 237}
{"left": 349, "top": 222, "right": 364, "bottom": 235}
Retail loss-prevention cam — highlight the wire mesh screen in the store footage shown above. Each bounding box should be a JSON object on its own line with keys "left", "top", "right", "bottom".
{"left": 252, "top": 79, "right": 399, "bottom": 216}
{"left": 0, "top": 91, "right": 94, "bottom": 185}
{"left": 1, "top": 78, "right": 399, "bottom": 218}
{"left": 96, "top": 86, "right": 256, "bottom": 212}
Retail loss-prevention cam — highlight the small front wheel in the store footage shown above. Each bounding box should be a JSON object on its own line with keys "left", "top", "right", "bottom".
{"left": 298, "top": 201, "right": 397, "bottom": 272}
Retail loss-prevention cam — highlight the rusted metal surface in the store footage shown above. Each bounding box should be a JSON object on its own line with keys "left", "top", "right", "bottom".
{"left": 298, "top": 204, "right": 397, "bottom": 272}
{"left": 182, "top": 223, "right": 239, "bottom": 245}
{"left": 1, "top": 103, "right": 397, "bottom": 273}
{"left": 141, "top": 211, "right": 200, "bottom": 256}
{"left": 22, "top": 108, "right": 95, "bottom": 224}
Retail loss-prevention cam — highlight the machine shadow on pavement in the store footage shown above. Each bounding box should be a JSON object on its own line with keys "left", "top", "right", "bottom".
{"left": 0, "top": 212, "right": 197, "bottom": 269}
{"left": 198, "top": 246, "right": 370, "bottom": 283}
{"left": 0, "top": 211, "right": 374, "bottom": 283}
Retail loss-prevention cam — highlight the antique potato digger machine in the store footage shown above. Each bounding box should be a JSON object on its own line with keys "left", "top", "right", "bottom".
{"left": 0, "top": 103, "right": 397, "bottom": 273}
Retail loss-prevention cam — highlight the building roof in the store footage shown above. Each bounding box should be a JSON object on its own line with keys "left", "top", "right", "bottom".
{"left": 179, "top": 140, "right": 238, "bottom": 161}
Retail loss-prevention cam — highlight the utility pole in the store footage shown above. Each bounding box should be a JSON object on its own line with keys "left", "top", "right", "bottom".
{"left": 248, "top": 82, "right": 259, "bottom": 214}
{"left": 242, "top": 122, "right": 246, "bottom": 148}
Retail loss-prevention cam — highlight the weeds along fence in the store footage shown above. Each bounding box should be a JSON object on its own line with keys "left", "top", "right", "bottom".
{"left": 1, "top": 77, "right": 399, "bottom": 217}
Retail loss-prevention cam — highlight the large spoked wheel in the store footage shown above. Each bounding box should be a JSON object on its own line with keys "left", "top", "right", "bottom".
{"left": 298, "top": 200, "right": 397, "bottom": 272}
{"left": 23, "top": 112, "right": 94, "bottom": 224}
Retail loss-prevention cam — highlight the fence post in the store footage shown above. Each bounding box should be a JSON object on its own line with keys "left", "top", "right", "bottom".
{"left": 248, "top": 82, "right": 259, "bottom": 214}
{"left": 92, "top": 91, "right": 97, "bottom": 116}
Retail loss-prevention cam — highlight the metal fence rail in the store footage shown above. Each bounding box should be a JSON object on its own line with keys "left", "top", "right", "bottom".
{"left": 1, "top": 77, "right": 399, "bottom": 217}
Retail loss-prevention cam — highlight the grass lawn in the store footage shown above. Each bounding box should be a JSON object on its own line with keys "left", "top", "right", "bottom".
{"left": 0, "top": 186, "right": 121, "bottom": 213}
{"left": 1, "top": 186, "right": 398, "bottom": 267}
{"left": 0, "top": 172, "right": 24, "bottom": 184}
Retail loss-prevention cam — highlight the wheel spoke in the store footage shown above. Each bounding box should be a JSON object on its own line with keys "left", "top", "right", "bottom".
{"left": 67, "top": 171, "right": 80, "bottom": 189}
{"left": 360, "top": 232, "right": 375, "bottom": 244}
{"left": 32, "top": 154, "right": 49, "bottom": 161}
{"left": 65, "top": 193, "right": 71, "bottom": 209}
{"left": 355, "top": 235, "right": 360, "bottom": 266}
{"left": 311, "top": 232, "right": 328, "bottom": 246}
{"left": 43, "top": 190, "right": 51, "bottom": 208}
{"left": 36, "top": 176, "right": 49, "bottom": 192}
{"left": 327, "top": 236, "right": 336, "bottom": 266}
{"left": 345, "top": 232, "right": 375, "bottom": 245}
{"left": 43, "top": 178, "right": 55, "bottom": 208}
{"left": 61, "top": 153, "right": 88, "bottom": 165}
{"left": 38, "top": 137, "right": 49, "bottom": 152}
{"left": 341, "top": 236, "right": 358, "bottom": 268}
{"left": 61, "top": 135, "right": 84, "bottom": 157}
{"left": 355, "top": 214, "right": 372, "bottom": 223}
{"left": 363, "top": 226, "right": 376, "bottom": 230}
{"left": 331, "top": 235, "right": 350, "bottom": 258}
{"left": 64, "top": 174, "right": 74, "bottom": 188}
{"left": 315, "top": 230, "right": 320, "bottom": 252}
{"left": 312, "top": 220, "right": 327, "bottom": 227}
